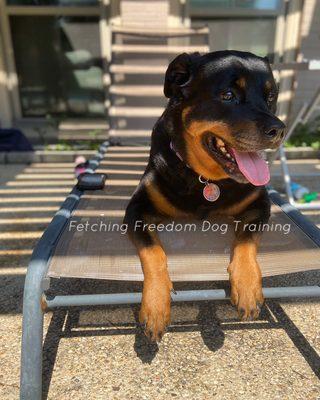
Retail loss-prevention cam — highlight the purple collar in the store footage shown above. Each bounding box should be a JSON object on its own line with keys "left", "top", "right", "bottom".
{"left": 170, "top": 141, "right": 190, "bottom": 167}
{"left": 169, "top": 141, "right": 221, "bottom": 202}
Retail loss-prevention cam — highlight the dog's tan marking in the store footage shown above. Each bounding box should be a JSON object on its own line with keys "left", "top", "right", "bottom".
{"left": 40, "top": 294, "right": 48, "bottom": 312}
{"left": 138, "top": 244, "right": 167, "bottom": 275}
{"left": 145, "top": 180, "right": 187, "bottom": 218}
{"left": 138, "top": 244, "right": 173, "bottom": 342}
{"left": 183, "top": 120, "right": 233, "bottom": 181}
{"left": 221, "top": 189, "right": 261, "bottom": 216}
{"left": 236, "top": 77, "right": 246, "bottom": 89}
{"left": 265, "top": 80, "right": 272, "bottom": 91}
{"left": 186, "top": 119, "right": 231, "bottom": 140}
{"left": 228, "top": 236, "right": 264, "bottom": 320}
{"left": 182, "top": 106, "right": 234, "bottom": 143}
{"left": 182, "top": 106, "right": 192, "bottom": 123}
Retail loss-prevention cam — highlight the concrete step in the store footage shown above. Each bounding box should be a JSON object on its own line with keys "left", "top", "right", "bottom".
{"left": 59, "top": 120, "right": 108, "bottom": 130}
{"left": 112, "top": 25, "right": 209, "bottom": 37}
{"left": 109, "top": 129, "right": 151, "bottom": 137}
{"left": 109, "top": 106, "right": 163, "bottom": 117}
{"left": 58, "top": 133, "right": 107, "bottom": 141}
{"left": 110, "top": 64, "right": 167, "bottom": 74}
{"left": 112, "top": 44, "right": 209, "bottom": 54}
{"left": 110, "top": 85, "right": 163, "bottom": 96}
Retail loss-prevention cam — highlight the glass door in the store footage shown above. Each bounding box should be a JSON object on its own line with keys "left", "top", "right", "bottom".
{"left": 7, "top": 1, "right": 105, "bottom": 118}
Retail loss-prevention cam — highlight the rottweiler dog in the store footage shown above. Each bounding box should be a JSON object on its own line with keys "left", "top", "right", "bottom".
{"left": 124, "top": 50, "right": 286, "bottom": 342}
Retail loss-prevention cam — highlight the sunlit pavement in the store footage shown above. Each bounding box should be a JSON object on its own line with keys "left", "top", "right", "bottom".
{"left": 0, "top": 160, "right": 319, "bottom": 399}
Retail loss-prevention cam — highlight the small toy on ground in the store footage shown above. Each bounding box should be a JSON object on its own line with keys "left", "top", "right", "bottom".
{"left": 74, "top": 155, "right": 89, "bottom": 178}
{"left": 290, "top": 181, "right": 319, "bottom": 203}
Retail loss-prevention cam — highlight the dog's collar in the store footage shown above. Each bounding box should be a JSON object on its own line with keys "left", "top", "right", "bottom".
{"left": 169, "top": 141, "right": 220, "bottom": 202}
{"left": 170, "top": 141, "right": 190, "bottom": 168}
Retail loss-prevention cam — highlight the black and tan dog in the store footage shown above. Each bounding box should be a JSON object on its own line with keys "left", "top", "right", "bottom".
{"left": 124, "top": 50, "right": 286, "bottom": 342}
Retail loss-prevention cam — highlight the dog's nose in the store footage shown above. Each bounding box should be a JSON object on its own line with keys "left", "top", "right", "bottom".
{"left": 264, "top": 120, "right": 286, "bottom": 139}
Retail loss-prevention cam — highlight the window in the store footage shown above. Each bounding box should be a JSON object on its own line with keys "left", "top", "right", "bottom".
{"left": 10, "top": 15, "right": 105, "bottom": 118}
{"left": 190, "top": 0, "right": 283, "bottom": 61}
{"left": 190, "top": 0, "right": 281, "bottom": 11}
{"left": 200, "top": 18, "right": 276, "bottom": 59}
{"left": 7, "top": 1, "right": 98, "bottom": 5}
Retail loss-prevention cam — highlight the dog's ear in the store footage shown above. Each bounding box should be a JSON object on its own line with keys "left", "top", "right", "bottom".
{"left": 164, "top": 52, "right": 201, "bottom": 98}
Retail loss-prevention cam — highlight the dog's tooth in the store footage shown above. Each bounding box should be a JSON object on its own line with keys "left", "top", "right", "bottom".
{"left": 258, "top": 150, "right": 267, "bottom": 160}
{"left": 220, "top": 146, "right": 227, "bottom": 153}
{"left": 216, "top": 138, "right": 225, "bottom": 147}
{"left": 226, "top": 153, "right": 231, "bottom": 158}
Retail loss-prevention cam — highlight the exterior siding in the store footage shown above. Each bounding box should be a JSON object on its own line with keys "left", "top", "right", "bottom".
{"left": 292, "top": 0, "right": 320, "bottom": 119}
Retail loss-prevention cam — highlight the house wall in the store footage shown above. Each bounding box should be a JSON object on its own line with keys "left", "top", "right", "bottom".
{"left": 1, "top": 0, "right": 320, "bottom": 133}
{"left": 0, "top": 28, "right": 12, "bottom": 128}
{"left": 292, "top": 0, "right": 320, "bottom": 119}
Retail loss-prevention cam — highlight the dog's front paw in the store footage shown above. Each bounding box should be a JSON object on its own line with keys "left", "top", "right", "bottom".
{"left": 139, "top": 276, "right": 172, "bottom": 342}
{"left": 228, "top": 261, "right": 264, "bottom": 321}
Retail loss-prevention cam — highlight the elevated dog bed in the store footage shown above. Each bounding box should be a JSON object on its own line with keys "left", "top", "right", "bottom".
{"left": 48, "top": 146, "right": 320, "bottom": 281}
{"left": 20, "top": 142, "right": 320, "bottom": 399}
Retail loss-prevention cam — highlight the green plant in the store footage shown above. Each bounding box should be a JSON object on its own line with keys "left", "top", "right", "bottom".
{"left": 88, "top": 129, "right": 102, "bottom": 138}
{"left": 45, "top": 140, "right": 100, "bottom": 151}
{"left": 285, "top": 116, "right": 320, "bottom": 150}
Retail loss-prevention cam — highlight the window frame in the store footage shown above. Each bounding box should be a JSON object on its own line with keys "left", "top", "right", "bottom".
{"left": 188, "top": 0, "right": 284, "bottom": 18}
{"left": 6, "top": 5, "right": 100, "bottom": 17}
{"left": 0, "top": 0, "right": 109, "bottom": 122}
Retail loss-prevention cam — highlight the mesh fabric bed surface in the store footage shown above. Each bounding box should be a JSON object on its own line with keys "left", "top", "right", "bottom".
{"left": 47, "top": 146, "right": 320, "bottom": 281}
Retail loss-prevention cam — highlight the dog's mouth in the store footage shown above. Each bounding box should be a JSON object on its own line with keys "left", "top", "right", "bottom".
{"left": 204, "top": 133, "right": 270, "bottom": 186}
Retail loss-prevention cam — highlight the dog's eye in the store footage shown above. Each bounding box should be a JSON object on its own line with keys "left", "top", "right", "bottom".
{"left": 221, "top": 90, "right": 235, "bottom": 102}
{"left": 267, "top": 92, "right": 276, "bottom": 104}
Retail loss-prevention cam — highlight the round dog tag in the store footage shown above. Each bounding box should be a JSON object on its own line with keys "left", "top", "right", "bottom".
{"left": 203, "top": 183, "right": 220, "bottom": 202}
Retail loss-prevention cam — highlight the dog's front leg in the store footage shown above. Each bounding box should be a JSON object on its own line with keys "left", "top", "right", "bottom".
{"left": 228, "top": 235, "right": 264, "bottom": 320}
{"left": 124, "top": 201, "right": 173, "bottom": 342}
{"left": 138, "top": 243, "right": 173, "bottom": 342}
{"left": 228, "top": 196, "right": 270, "bottom": 321}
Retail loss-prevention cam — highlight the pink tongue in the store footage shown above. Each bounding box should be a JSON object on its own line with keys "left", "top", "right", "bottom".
{"left": 231, "top": 149, "right": 270, "bottom": 186}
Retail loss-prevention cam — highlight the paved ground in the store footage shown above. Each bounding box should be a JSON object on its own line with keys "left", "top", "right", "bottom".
{"left": 0, "top": 159, "right": 319, "bottom": 399}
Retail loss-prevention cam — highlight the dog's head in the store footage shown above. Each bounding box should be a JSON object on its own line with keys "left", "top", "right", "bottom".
{"left": 164, "top": 50, "right": 286, "bottom": 185}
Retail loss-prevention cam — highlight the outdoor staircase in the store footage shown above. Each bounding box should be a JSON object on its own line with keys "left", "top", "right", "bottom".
{"left": 108, "top": 2, "right": 209, "bottom": 145}
{"left": 58, "top": 1, "right": 209, "bottom": 144}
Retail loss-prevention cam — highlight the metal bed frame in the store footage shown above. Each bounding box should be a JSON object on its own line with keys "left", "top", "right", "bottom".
{"left": 270, "top": 60, "right": 320, "bottom": 210}
{"left": 20, "top": 140, "right": 320, "bottom": 399}
{"left": 277, "top": 89, "right": 320, "bottom": 210}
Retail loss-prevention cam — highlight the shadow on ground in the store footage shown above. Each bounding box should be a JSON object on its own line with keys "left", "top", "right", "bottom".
{"left": 40, "top": 293, "right": 320, "bottom": 399}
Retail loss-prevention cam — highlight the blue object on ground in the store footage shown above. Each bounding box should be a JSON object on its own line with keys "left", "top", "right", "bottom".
{"left": 290, "top": 181, "right": 310, "bottom": 200}
{"left": 0, "top": 128, "right": 33, "bottom": 152}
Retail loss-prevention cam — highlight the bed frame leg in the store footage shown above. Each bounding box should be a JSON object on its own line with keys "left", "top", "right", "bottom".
{"left": 20, "top": 260, "right": 47, "bottom": 400}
